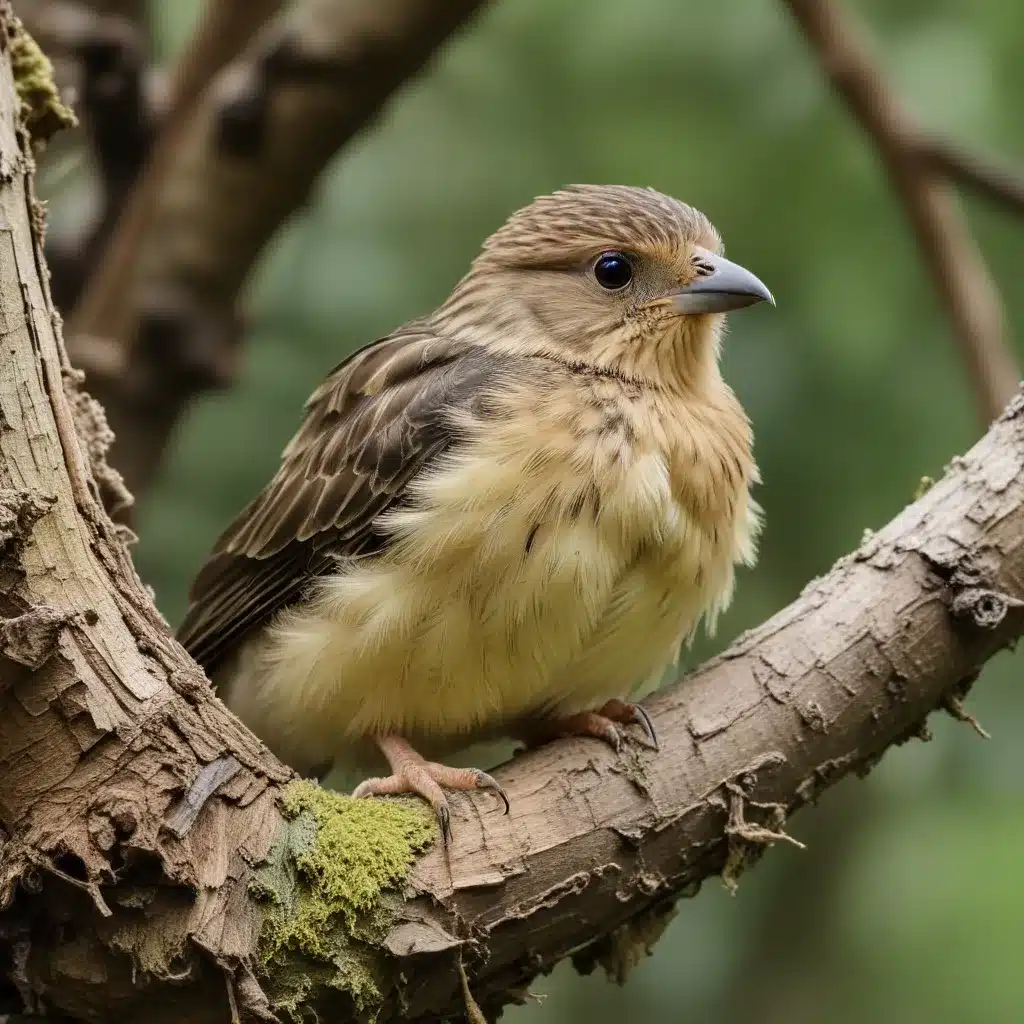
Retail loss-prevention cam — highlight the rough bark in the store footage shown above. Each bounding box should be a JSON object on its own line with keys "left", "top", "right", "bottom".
{"left": 66, "top": 0, "right": 491, "bottom": 503}
{"left": 1, "top": 9, "right": 1024, "bottom": 1024}
{"left": 0, "top": 11, "right": 293, "bottom": 1021}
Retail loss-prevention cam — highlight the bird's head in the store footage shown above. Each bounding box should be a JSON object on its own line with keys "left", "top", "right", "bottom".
{"left": 440, "top": 184, "right": 772, "bottom": 389}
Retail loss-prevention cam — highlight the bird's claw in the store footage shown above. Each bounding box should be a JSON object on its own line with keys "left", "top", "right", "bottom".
{"left": 604, "top": 722, "right": 624, "bottom": 753}
{"left": 436, "top": 802, "right": 452, "bottom": 847}
{"left": 469, "top": 768, "right": 511, "bottom": 814}
{"left": 543, "top": 700, "right": 659, "bottom": 754}
{"left": 353, "top": 740, "right": 510, "bottom": 847}
{"left": 603, "top": 699, "right": 659, "bottom": 751}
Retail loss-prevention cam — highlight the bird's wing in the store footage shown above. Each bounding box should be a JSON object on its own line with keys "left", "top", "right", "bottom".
{"left": 176, "top": 323, "right": 499, "bottom": 674}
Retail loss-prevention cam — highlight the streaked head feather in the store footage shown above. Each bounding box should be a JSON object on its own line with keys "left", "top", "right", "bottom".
{"left": 475, "top": 184, "right": 721, "bottom": 269}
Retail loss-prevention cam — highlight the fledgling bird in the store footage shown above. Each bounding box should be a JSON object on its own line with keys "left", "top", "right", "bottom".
{"left": 177, "top": 185, "right": 772, "bottom": 841}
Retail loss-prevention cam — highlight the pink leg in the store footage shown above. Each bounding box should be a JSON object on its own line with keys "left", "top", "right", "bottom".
{"left": 352, "top": 735, "right": 509, "bottom": 845}
{"left": 525, "top": 699, "right": 658, "bottom": 753}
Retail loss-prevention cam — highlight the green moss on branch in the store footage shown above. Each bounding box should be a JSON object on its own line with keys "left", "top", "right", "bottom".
{"left": 252, "top": 780, "right": 436, "bottom": 1020}
{"left": 8, "top": 17, "right": 76, "bottom": 146}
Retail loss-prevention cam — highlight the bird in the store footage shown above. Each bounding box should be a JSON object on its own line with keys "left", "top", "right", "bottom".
{"left": 177, "top": 184, "right": 772, "bottom": 843}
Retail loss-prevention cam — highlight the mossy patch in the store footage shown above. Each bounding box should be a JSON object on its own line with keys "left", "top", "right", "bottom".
{"left": 8, "top": 17, "right": 76, "bottom": 146}
{"left": 251, "top": 780, "right": 436, "bottom": 1020}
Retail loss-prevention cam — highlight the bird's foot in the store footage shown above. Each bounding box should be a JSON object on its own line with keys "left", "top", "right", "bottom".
{"left": 599, "top": 697, "right": 659, "bottom": 750}
{"left": 352, "top": 735, "right": 509, "bottom": 846}
{"left": 542, "top": 698, "right": 658, "bottom": 752}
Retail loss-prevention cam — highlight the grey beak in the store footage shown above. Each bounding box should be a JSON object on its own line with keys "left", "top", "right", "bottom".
{"left": 671, "top": 250, "right": 774, "bottom": 315}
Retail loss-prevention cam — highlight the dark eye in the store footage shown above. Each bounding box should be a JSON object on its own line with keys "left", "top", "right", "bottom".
{"left": 593, "top": 251, "right": 633, "bottom": 290}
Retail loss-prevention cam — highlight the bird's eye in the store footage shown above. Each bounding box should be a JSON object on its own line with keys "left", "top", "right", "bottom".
{"left": 593, "top": 252, "right": 633, "bottom": 290}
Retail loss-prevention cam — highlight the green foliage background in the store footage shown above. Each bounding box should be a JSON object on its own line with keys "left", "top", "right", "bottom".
{"left": 70, "top": 1, "right": 1024, "bottom": 1020}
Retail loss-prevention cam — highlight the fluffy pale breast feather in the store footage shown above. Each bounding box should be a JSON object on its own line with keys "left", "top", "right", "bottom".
{"left": 220, "top": 364, "right": 759, "bottom": 774}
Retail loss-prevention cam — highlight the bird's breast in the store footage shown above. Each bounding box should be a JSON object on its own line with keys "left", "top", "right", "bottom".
{"left": 228, "top": 372, "right": 758, "bottom": 765}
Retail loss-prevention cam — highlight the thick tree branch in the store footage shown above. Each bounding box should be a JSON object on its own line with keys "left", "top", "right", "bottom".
{"left": 66, "top": 0, "right": 491, "bottom": 504}
{"left": 0, "top": 12, "right": 292, "bottom": 1022}
{"left": 12, "top": 343, "right": 1021, "bottom": 1023}
{"left": 784, "top": 0, "right": 1019, "bottom": 425}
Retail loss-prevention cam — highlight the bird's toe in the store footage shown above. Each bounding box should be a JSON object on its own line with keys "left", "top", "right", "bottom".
{"left": 468, "top": 768, "right": 510, "bottom": 814}
{"left": 352, "top": 746, "right": 509, "bottom": 846}
{"left": 599, "top": 698, "right": 659, "bottom": 750}
{"left": 545, "top": 711, "right": 625, "bottom": 752}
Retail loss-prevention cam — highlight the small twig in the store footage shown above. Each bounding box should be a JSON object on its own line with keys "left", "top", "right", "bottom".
{"left": 457, "top": 954, "right": 489, "bottom": 1024}
{"left": 725, "top": 782, "right": 806, "bottom": 850}
{"left": 225, "top": 968, "right": 241, "bottom": 1024}
{"left": 25, "top": 850, "right": 112, "bottom": 918}
{"left": 783, "top": 0, "right": 1019, "bottom": 425}
{"left": 942, "top": 691, "right": 991, "bottom": 739}
{"left": 941, "top": 675, "right": 992, "bottom": 741}
{"left": 721, "top": 776, "right": 805, "bottom": 894}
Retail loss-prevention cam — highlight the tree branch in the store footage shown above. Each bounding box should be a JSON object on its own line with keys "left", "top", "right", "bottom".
{"left": 783, "top": 0, "right": 1019, "bottom": 425}
{"left": 162, "top": 0, "right": 283, "bottom": 120}
{"left": 50, "top": 0, "right": 283, "bottom": 313}
{"left": 66, "top": 0, "right": 491, "bottom": 504}
{"left": 31, "top": 0, "right": 281, "bottom": 339}
{"left": 921, "top": 137, "right": 1024, "bottom": 219}
{"left": 25, "top": 3, "right": 154, "bottom": 313}
{"left": 14, "top": 343, "right": 1022, "bottom": 1023}
{"left": 3, "top": 9, "right": 1024, "bottom": 1023}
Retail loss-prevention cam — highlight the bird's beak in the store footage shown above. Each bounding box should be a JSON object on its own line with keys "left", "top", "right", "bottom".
{"left": 669, "top": 250, "right": 774, "bottom": 315}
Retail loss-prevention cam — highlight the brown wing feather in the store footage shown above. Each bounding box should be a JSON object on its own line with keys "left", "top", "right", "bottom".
{"left": 176, "top": 323, "right": 500, "bottom": 674}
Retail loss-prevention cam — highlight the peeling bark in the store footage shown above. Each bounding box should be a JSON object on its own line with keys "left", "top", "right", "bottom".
{"left": 0, "top": 8, "right": 1023, "bottom": 1023}
{"left": 0, "top": 13, "right": 293, "bottom": 1020}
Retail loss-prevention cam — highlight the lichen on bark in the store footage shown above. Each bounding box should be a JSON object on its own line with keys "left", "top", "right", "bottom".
{"left": 7, "top": 16, "right": 76, "bottom": 146}
{"left": 252, "top": 780, "right": 436, "bottom": 1019}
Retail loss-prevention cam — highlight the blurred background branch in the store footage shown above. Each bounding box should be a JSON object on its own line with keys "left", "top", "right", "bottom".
{"left": 161, "top": 0, "right": 282, "bottom": 118}
{"left": 716, "top": 5, "right": 1024, "bottom": 1021}
{"left": 784, "top": 0, "right": 1019, "bottom": 425}
{"left": 921, "top": 138, "right": 1024, "bottom": 218}
{"left": 60, "top": 0, "right": 283, "bottom": 324}
{"left": 64, "top": 0, "right": 490, "bottom": 505}
{"left": 23, "top": 3, "right": 155, "bottom": 313}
